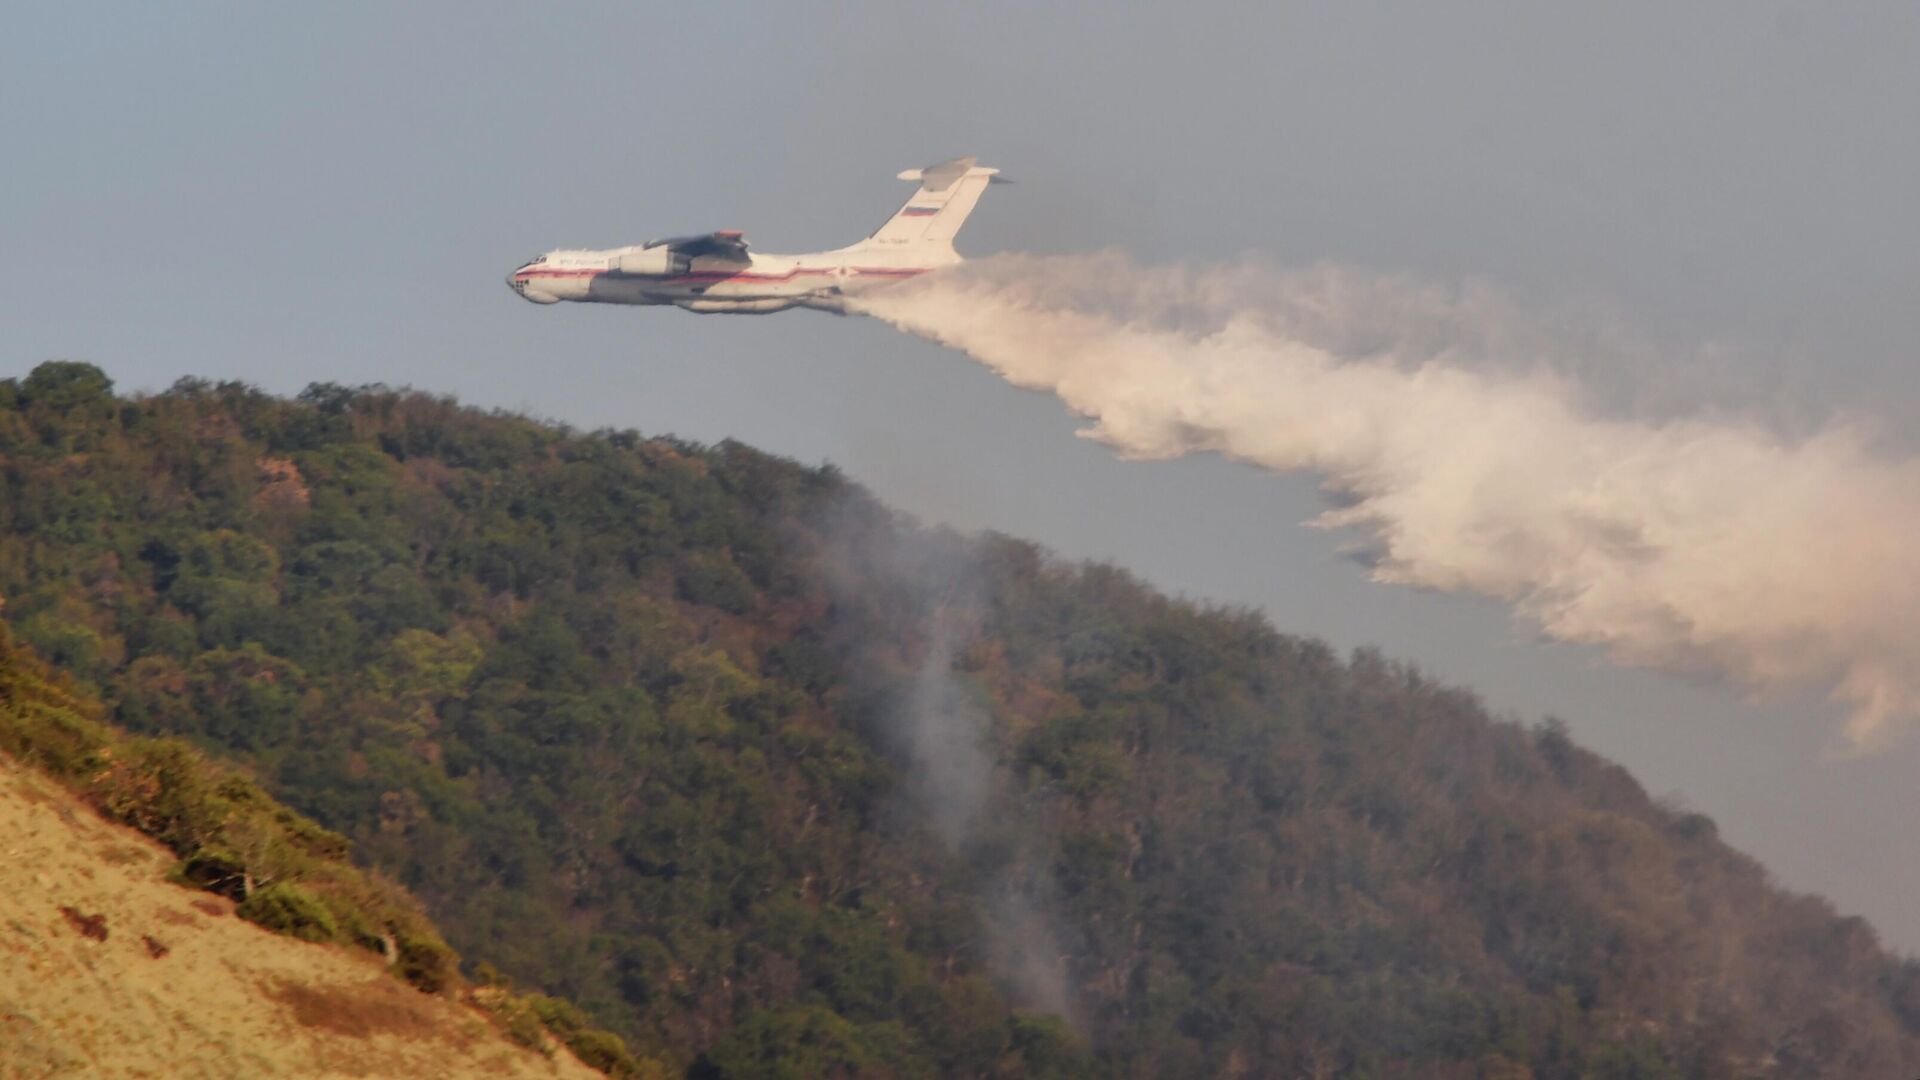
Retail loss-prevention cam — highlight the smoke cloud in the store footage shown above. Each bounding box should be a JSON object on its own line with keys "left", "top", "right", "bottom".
{"left": 852, "top": 252, "right": 1920, "bottom": 747}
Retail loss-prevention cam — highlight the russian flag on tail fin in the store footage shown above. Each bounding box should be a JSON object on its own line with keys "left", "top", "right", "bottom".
{"left": 862, "top": 156, "right": 1005, "bottom": 253}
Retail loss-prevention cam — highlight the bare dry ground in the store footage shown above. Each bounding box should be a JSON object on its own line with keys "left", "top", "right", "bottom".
{"left": 0, "top": 754, "right": 603, "bottom": 1080}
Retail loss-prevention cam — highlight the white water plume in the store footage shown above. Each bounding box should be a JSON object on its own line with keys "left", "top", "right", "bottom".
{"left": 852, "top": 252, "right": 1920, "bottom": 747}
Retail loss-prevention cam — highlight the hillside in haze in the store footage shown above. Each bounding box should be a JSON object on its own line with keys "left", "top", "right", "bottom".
{"left": 4, "top": 361, "right": 1920, "bottom": 1078}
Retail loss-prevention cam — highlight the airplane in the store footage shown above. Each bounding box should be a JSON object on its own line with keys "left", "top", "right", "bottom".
{"left": 506, "top": 156, "right": 1005, "bottom": 314}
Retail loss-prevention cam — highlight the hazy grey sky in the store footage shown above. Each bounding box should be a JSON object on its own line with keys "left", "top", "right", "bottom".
{"left": 6, "top": 3, "right": 1919, "bottom": 947}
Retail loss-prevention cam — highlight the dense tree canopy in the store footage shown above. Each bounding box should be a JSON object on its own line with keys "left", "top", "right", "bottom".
{"left": 2, "top": 362, "right": 1917, "bottom": 1078}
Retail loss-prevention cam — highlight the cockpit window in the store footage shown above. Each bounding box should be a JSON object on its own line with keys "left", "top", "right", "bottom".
{"left": 525, "top": 255, "right": 547, "bottom": 266}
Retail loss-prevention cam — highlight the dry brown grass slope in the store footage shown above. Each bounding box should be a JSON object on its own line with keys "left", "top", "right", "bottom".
{"left": 0, "top": 753, "right": 603, "bottom": 1080}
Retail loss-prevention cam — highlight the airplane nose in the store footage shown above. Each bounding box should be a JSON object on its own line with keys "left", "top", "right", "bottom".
{"left": 507, "top": 268, "right": 559, "bottom": 304}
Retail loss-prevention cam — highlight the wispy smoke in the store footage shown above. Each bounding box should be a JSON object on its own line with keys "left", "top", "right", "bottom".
{"left": 853, "top": 252, "right": 1920, "bottom": 747}
{"left": 901, "top": 605, "right": 993, "bottom": 848}
{"left": 899, "top": 606, "right": 1075, "bottom": 1019}
{"left": 825, "top": 509, "right": 1075, "bottom": 1016}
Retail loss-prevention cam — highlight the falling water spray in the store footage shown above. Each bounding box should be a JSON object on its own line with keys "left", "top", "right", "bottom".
{"left": 853, "top": 252, "right": 1920, "bottom": 747}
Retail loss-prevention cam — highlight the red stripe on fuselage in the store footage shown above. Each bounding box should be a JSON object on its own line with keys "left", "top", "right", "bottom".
{"left": 515, "top": 266, "right": 928, "bottom": 284}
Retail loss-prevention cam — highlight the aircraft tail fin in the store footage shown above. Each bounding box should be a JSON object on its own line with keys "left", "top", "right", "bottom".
{"left": 860, "top": 156, "right": 1004, "bottom": 254}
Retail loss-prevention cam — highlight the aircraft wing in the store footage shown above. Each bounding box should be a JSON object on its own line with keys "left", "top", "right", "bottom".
{"left": 643, "top": 230, "right": 750, "bottom": 261}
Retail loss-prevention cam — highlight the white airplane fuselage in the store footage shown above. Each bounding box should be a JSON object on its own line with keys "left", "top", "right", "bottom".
{"left": 506, "top": 243, "right": 953, "bottom": 315}
{"left": 507, "top": 157, "right": 1000, "bottom": 315}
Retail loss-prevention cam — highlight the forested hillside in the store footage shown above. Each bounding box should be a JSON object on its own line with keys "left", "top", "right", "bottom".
{"left": 4, "top": 360, "right": 1919, "bottom": 1078}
